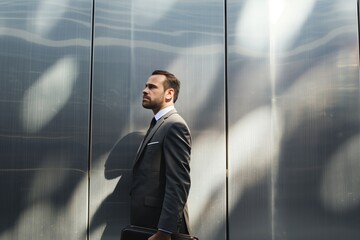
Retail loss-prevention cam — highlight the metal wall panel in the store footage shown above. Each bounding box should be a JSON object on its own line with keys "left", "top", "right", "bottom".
{"left": 0, "top": 0, "right": 92, "bottom": 239}
{"left": 227, "top": 0, "right": 360, "bottom": 239}
{"left": 90, "top": 1, "right": 226, "bottom": 239}
{"left": 1, "top": 0, "right": 359, "bottom": 239}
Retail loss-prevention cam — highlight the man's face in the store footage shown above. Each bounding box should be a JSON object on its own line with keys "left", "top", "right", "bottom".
{"left": 142, "top": 74, "right": 168, "bottom": 113}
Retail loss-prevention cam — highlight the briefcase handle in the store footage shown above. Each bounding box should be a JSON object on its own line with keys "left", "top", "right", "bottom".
{"left": 121, "top": 225, "right": 199, "bottom": 240}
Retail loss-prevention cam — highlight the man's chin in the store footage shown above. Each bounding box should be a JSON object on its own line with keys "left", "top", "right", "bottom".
{"left": 142, "top": 103, "right": 151, "bottom": 109}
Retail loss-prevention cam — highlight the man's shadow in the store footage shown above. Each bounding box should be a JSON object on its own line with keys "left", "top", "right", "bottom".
{"left": 90, "top": 131, "right": 144, "bottom": 240}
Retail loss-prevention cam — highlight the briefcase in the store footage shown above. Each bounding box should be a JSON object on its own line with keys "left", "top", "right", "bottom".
{"left": 121, "top": 225, "right": 199, "bottom": 240}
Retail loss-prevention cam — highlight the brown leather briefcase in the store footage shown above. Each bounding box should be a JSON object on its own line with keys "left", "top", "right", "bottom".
{"left": 121, "top": 225, "right": 199, "bottom": 240}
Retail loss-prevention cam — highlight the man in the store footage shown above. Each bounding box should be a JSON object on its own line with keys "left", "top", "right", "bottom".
{"left": 130, "top": 70, "right": 192, "bottom": 240}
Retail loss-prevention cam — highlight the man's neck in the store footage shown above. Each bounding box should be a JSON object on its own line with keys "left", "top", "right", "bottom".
{"left": 152, "top": 103, "right": 173, "bottom": 115}
{"left": 153, "top": 105, "right": 175, "bottom": 121}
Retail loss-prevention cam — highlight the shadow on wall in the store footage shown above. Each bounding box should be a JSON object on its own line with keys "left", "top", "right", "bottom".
{"left": 89, "top": 132, "right": 143, "bottom": 240}
{"left": 0, "top": 139, "right": 87, "bottom": 239}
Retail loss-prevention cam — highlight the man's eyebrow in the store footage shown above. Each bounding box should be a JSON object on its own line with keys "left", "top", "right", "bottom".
{"left": 145, "top": 83, "right": 157, "bottom": 88}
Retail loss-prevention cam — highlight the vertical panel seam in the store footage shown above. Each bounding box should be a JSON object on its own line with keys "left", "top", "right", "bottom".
{"left": 358, "top": 0, "right": 360, "bottom": 66}
{"left": 87, "top": 0, "right": 96, "bottom": 239}
{"left": 224, "top": 0, "right": 229, "bottom": 240}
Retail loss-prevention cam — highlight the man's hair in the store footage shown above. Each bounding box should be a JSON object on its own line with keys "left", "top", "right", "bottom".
{"left": 152, "top": 70, "right": 180, "bottom": 103}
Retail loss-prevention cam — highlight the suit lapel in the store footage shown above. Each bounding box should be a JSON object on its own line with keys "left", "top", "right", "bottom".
{"left": 134, "top": 109, "right": 177, "bottom": 167}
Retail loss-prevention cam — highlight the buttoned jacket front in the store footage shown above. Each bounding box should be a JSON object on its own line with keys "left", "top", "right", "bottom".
{"left": 130, "top": 109, "right": 191, "bottom": 234}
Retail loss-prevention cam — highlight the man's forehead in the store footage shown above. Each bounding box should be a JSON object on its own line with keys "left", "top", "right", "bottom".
{"left": 147, "top": 74, "right": 166, "bottom": 84}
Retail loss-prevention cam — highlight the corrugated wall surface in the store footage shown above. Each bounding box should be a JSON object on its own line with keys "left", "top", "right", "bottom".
{"left": 0, "top": 1, "right": 359, "bottom": 239}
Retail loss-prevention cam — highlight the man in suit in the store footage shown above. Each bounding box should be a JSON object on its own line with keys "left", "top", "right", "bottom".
{"left": 130, "top": 70, "right": 192, "bottom": 240}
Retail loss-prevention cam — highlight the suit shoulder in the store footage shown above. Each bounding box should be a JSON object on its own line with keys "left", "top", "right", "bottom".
{"left": 165, "top": 113, "right": 188, "bottom": 126}
{"left": 163, "top": 114, "right": 192, "bottom": 145}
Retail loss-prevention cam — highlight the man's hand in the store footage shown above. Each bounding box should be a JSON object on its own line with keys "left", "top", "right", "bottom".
{"left": 148, "top": 231, "right": 171, "bottom": 240}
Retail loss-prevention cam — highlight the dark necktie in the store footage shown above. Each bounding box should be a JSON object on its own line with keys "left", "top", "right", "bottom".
{"left": 144, "top": 117, "right": 156, "bottom": 140}
{"left": 137, "top": 118, "right": 156, "bottom": 155}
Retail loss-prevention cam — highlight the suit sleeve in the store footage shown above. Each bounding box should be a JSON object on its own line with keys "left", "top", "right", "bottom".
{"left": 157, "top": 121, "right": 191, "bottom": 233}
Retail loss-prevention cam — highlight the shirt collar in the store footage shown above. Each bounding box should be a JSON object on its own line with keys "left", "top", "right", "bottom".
{"left": 154, "top": 105, "right": 175, "bottom": 121}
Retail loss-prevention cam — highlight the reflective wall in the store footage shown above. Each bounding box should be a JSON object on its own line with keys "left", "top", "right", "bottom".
{"left": 228, "top": 0, "right": 360, "bottom": 239}
{"left": 89, "top": 1, "right": 226, "bottom": 239}
{"left": 0, "top": 0, "right": 359, "bottom": 240}
{"left": 0, "top": 0, "right": 92, "bottom": 239}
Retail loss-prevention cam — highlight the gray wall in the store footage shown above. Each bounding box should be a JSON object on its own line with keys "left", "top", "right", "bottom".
{"left": 0, "top": 0, "right": 359, "bottom": 240}
{"left": 0, "top": 0, "right": 91, "bottom": 239}
{"left": 228, "top": 1, "right": 360, "bottom": 239}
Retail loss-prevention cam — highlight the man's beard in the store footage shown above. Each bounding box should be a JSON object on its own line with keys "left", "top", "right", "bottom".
{"left": 142, "top": 101, "right": 153, "bottom": 109}
{"left": 142, "top": 95, "right": 164, "bottom": 110}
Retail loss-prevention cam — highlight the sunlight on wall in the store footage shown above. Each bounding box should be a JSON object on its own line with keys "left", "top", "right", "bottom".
{"left": 0, "top": 158, "right": 88, "bottom": 240}
{"left": 167, "top": 40, "right": 223, "bottom": 114}
{"left": 235, "top": 0, "right": 315, "bottom": 54}
{"left": 132, "top": 0, "right": 177, "bottom": 27}
{"left": 33, "top": 0, "right": 71, "bottom": 37}
{"left": 189, "top": 130, "right": 226, "bottom": 239}
{"left": 189, "top": 106, "right": 283, "bottom": 239}
{"left": 88, "top": 151, "right": 120, "bottom": 238}
{"left": 228, "top": 106, "right": 283, "bottom": 212}
{"left": 20, "top": 56, "right": 78, "bottom": 133}
{"left": 320, "top": 134, "right": 360, "bottom": 212}
{"left": 269, "top": 0, "right": 315, "bottom": 51}
{"left": 236, "top": 0, "right": 269, "bottom": 53}
{"left": 269, "top": 0, "right": 284, "bottom": 24}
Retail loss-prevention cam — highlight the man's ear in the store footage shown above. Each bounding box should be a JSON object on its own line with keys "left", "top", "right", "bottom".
{"left": 165, "top": 88, "right": 174, "bottom": 102}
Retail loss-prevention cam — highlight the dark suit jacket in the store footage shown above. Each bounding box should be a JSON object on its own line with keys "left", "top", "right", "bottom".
{"left": 130, "top": 109, "right": 192, "bottom": 234}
